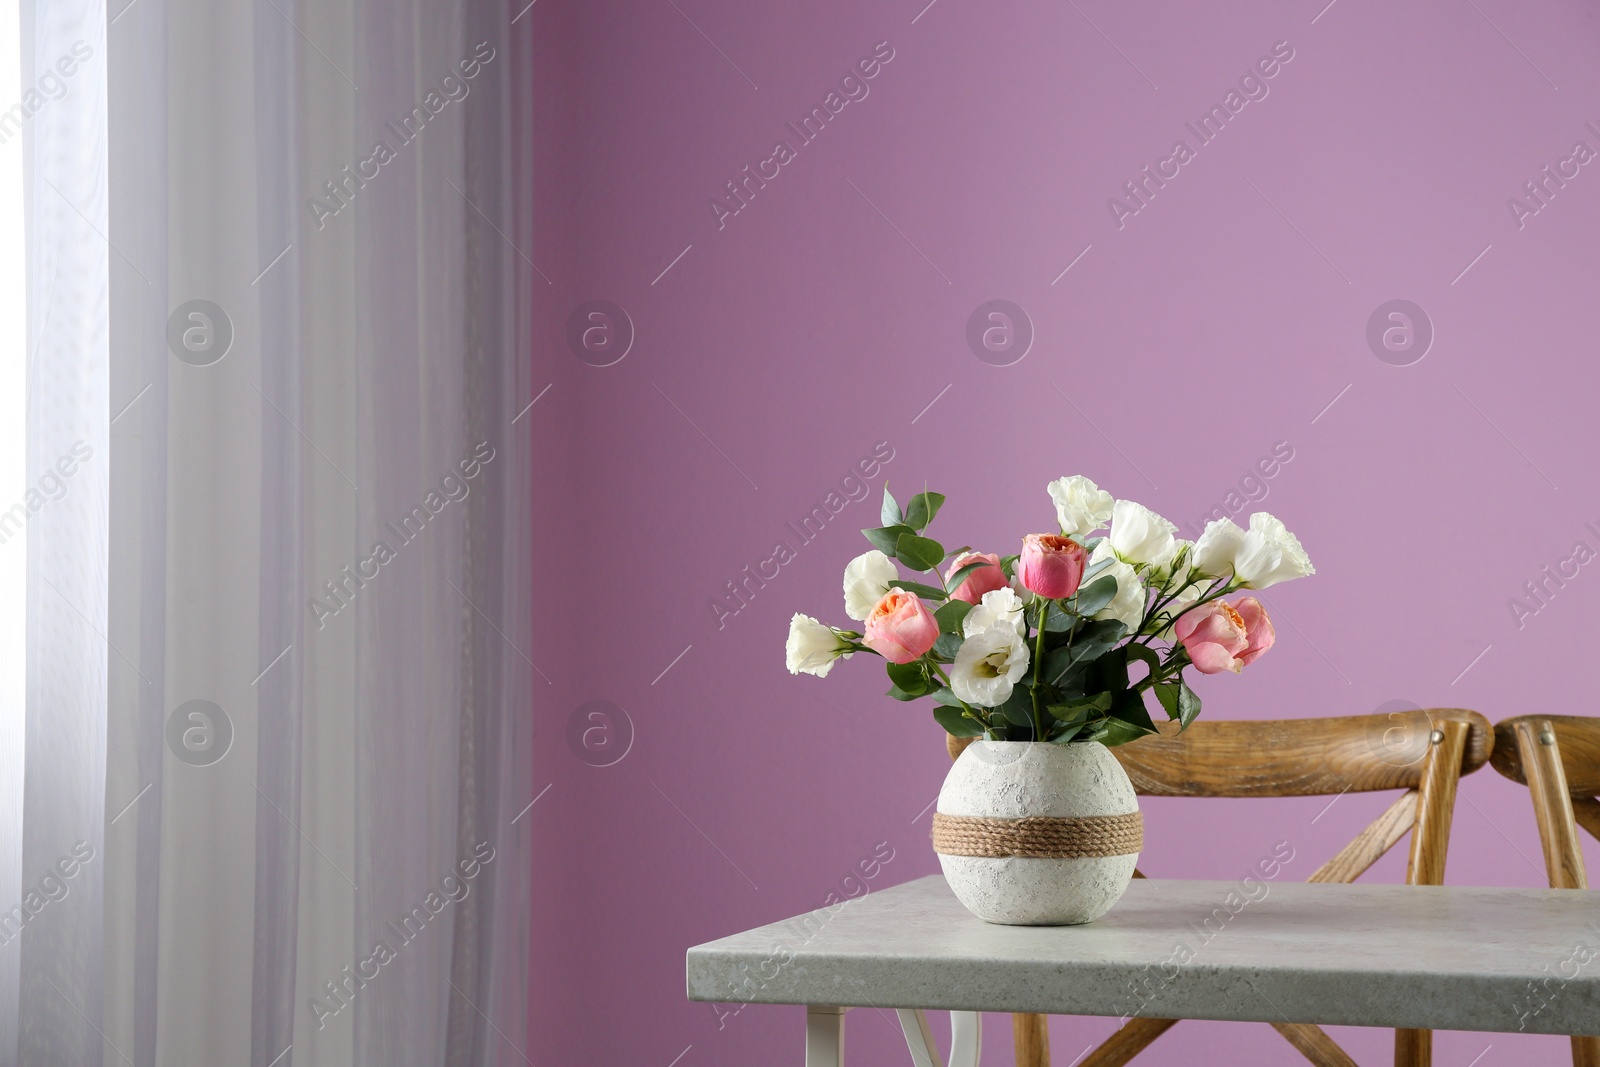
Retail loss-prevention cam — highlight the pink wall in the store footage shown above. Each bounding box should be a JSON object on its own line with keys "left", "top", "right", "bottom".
{"left": 528, "top": 0, "right": 1600, "bottom": 1062}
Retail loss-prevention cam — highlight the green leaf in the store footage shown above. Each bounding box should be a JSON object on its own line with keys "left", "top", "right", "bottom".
{"left": 1124, "top": 643, "right": 1161, "bottom": 680}
{"left": 863, "top": 524, "right": 915, "bottom": 555}
{"left": 999, "top": 554, "right": 1019, "bottom": 578}
{"left": 1082, "top": 555, "right": 1115, "bottom": 583}
{"left": 933, "top": 633, "right": 963, "bottom": 661}
{"left": 945, "top": 559, "right": 994, "bottom": 592}
{"left": 1000, "top": 694, "right": 1035, "bottom": 728}
{"left": 1109, "top": 689, "right": 1157, "bottom": 734}
{"left": 1176, "top": 678, "right": 1202, "bottom": 728}
{"left": 889, "top": 578, "right": 947, "bottom": 599}
{"left": 1047, "top": 721, "right": 1086, "bottom": 745}
{"left": 903, "top": 491, "right": 946, "bottom": 531}
{"left": 1154, "top": 682, "right": 1181, "bottom": 720}
{"left": 934, "top": 600, "right": 973, "bottom": 636}
{"left": 933, "top": 704, "right": 984, "bottom": 737}
{"left": 930, "top": 687, "right": 964, "bottom": 708}
{"left": 1092, "top": 716, "right": 1154, "bottom": 748}
{"left": 885, "top": 684, "right": 922, "bottom": 701}
{"left": 1042, "top": 619, "right": 1127, "bottom": 685}
{"left": 880, "top": 486, "right": 902, "bottom": 527}
{"left": 1046, "top": 692, "right": 1114, "bottom": 722}
{"left": 1088, "top": 645, "right": 1131, "bottom": 694}
{"left": 886, "top": 660, "right": 931, "bottom": 697}
{"left": 1042, "top": 600, "right": 1075, "bottom": 632}
{"left": 1071, "top": 575, "right": 1119, "bottom": 617}
{"left": 895, "top": 532, "right": 945, "bottom": 571}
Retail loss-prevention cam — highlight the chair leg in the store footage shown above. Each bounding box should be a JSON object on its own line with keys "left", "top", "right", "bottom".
{"left": 1078, "top": 1018, "right": 1178, "bottom": 1067}
{"left": 1404, "top": 720, "right": 1469, "bottom": 886}
{"left": 1013, "top": 1013, "right": 1049, "bottom": 1067}
{"left": 949, "top": 1012, "right": 982, "bottom": 1067}
{"left": 1391, "top": 720, "right": 1468, "bottom": 1067}
{"left": 1513, "top": 720, "right": 1589, "bottom": 890}
{"left": 808, "top": 1005, "right": 845, "bottom": 1067}
{"left": 1270, "top": 1022, "right": 1357, "bottom": 1067}
{"left": 1394, "top": 1027, "right": 1429, "bottom": 1067}
{"left": 897, "top": 1009, "right": 944, "bottom": 1067}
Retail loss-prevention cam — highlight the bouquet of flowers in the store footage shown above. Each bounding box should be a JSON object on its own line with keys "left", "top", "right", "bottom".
{"left": 785, "top": 476, "right": 1314, "bottom": 745}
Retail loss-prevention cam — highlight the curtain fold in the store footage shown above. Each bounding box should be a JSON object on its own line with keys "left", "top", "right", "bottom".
{"left": 11, "top": 0, "right": 535, "bottom": 1063}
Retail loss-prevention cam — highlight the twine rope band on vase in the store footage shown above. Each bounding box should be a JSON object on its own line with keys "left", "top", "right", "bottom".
{"left": 931, "top": 811, "right": 1143, "bottom": 859}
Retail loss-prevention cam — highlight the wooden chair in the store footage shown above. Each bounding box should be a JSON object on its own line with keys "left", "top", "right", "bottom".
{"left": 1488, "top": 715, "right": 1600, "bottom": 1067}
{"left": 947, "top": 707, "right": 1493, "bottom": 1067}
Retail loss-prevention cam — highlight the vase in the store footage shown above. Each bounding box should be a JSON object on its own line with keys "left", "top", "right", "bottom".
{"left": 933, "top": 740, "right": 1141, "bottom": 925}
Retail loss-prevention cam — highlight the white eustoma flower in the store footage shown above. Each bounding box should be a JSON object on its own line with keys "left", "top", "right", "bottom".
{"left": 1231, "top": 512, "right": 1315, "bottom": 589}
{"left": 842, "top": 550, "right": 898, "bottom": 621}
{"left": 785, "top": 614, "right": 851, "bottom": 677}
{"left": 1106, "top": 500, "right": 1179, "bottom": 569}
{"left": 950, "top": 626, "right": 1030, "bottom": 708}
{"left": 1192, "top": 518, "right": 1247, "bottom": 579}
{"left": 962, "top": 587, "right": 1026, "bottom": 638}
{"left": 1088, "top": 543, "right": 1152, "bottom": 633}
{"left": 1047, "top": 475, "right": 1114, "bottom": 538}
{"left": 1155, "top": 539, "right": 1194, "bottom": 586}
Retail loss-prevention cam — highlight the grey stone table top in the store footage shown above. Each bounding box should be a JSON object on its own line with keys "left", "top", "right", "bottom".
{"left": 686, "top": 875, "right": 1600, "bottom": 1036}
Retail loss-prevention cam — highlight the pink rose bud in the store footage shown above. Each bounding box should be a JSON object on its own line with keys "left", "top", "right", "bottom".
{"left": 1233, "top": 597, "right": 1275, "bottom": 666}
{"left": 862, "top": 590, "right": 940, "bottom": 664}
{"left": 1017, "top": 534, "right": 1086, "bottom": 600}
{"left": 945, "top": 551, "right": 1007, "bottom": 605}
{"left": 1173, "top": 600, "right": 1251, "bottom": 674}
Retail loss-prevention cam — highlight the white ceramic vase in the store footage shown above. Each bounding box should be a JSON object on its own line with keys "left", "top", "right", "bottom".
{"left": 934, "top": 740, "right": 1141, "bottom": 925}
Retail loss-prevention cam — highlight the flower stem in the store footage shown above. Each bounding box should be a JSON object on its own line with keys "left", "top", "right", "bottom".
{"left": 1030, "top": 598, "right": 1051, "bottom": 741}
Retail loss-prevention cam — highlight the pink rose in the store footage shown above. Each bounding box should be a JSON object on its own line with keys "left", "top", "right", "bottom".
{"left": 1173, "top": 600, "right": 1250, "bottom": 674}
{"left": 862, "top": 590, "right": 940, "bottom": 664}
{"left": 1233, "top": 597, "right": 1275, "bottom": 666}
{"left": 945, "top": 551, "right": 1007, "bottom": 605}
{"left": 1016, "top": 534, "right": 1086, "bottom": 600}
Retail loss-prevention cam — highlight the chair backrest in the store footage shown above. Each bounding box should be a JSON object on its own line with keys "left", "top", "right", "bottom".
{"left": 1491, "top": 714, "right": 1600, "bottom": 796}
{"left": 1105, "top": 709, "right": 1492, "bottom": 889}
{"left": 1113, "top": 708, "right": 1494, "bottom": 797}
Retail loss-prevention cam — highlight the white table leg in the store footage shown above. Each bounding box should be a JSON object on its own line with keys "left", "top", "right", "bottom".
{"left": 896, "top": 1009, "right": 945, "bottom": 1067}
{"left": 806, "top": 1005, "right": 845, "bottom": 1067}
{"left": 949, "top": 1011, "right": 982, "bottom": 1067}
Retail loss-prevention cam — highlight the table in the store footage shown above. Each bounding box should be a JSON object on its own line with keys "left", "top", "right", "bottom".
{"left": 685, "top": 874, "right": 1600, "bottom": 1065}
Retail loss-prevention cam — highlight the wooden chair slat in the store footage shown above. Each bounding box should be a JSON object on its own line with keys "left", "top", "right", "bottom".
{"left": 1271, "top": 1022, "right": 1360, "bottom": 1067}
{"left": 1308, "top": 790, "right": 1416, "bottom": 884}
{"left": 1491, "top": 715, "right": 1600, "bottom": 796}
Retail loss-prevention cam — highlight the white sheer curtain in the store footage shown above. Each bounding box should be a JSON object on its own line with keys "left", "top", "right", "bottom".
{"left": 7, "top": 0, "right": 535, "bottom": 1063}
